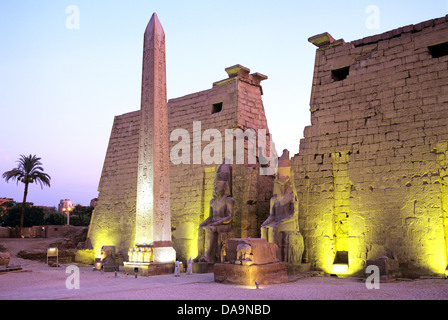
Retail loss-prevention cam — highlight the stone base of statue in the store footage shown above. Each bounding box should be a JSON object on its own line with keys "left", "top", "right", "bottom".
{"left": 103, "top": 263, "right": 120, "bottom": 272}
{"left": 193, "top": 262, "right": 214, "bottom": 273}
{"left": 213, "top": 238, "right": 288, "bottom": 285}
{"left": 214, "top": 262, "right": 288, "bottom": 286}
{"left": 123, "top": 261, "right": 175, "bottom": 277}
{"left": 366, "top": 254, "right": 401, "bottom": 282}
{"left": 287, "top": 262, "right": 310, "bottom": 275}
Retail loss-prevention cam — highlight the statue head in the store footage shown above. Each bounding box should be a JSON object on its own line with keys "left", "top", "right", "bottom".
{"left": 273, "top": 149, "right": 294, "bottom": 197}
{"left": 100, "top": 246, "right": 115, "bottom": 262}
{"left": 214, "top": 159, "right": 231, "bottom": 197}
{"left": 276, "top": 149, "right": 291, "bottom": 179}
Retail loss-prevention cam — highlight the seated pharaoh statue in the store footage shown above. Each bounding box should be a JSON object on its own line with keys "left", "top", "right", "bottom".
{"left": 197, "top": 160, "right": 235, "bottom": 263}
{"left": 261, "top": 150, "right": 303, "bottom": 264}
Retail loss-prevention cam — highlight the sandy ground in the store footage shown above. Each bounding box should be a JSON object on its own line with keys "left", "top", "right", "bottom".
{"left": 1, "top": 238, "right": 448, "bottom": 303}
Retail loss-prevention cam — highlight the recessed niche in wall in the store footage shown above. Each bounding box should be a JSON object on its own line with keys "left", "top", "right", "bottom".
{"left": 212, "top": 102, "right": 223, "bottom": 114}
{"left": 428, "top": 41, "right": 448, "bottom": 58}
{"left": 331, "top": 66, "right": 350, "bottom": 81}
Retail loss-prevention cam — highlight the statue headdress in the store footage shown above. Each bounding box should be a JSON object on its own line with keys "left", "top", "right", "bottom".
{"left": 214, "top": 158, "right": 232, "bottom": 196}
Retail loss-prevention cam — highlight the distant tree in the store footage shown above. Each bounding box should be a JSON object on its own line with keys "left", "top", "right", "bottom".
{"left": 0, "top": 201, "right": 15, "bottom": 227}
{"left": 43, "top": 212, "right": 66, "bottom": 225}
{"left": 0, "top": 201, "right": 15, "bottom": 217}
{"left": 71, "top": 205, "right": 93, "bottom": 226}
{"left": 2, "top": 155, "right": 51, "bottom": 236}
{"left": 3, "top": 204, "right": 44, "bottom": 228}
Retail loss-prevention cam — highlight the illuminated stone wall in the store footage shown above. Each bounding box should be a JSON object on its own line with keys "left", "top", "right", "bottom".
{"left": 167, "top": 66, "right": 273, "bottom": 261}
{"left": 88, "top": 65, "right": 274, "bottom": 262}
{"left": 292, "top": 16, "right": 448, "bottom": 277}
{"left": 87, "top": 111, "right": 140, "bottom": 258}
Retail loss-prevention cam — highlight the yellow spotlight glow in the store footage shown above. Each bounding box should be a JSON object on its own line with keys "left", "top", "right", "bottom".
{"left": 241, "top": 284, "right": 262, "bottom": 290}
{"left": 332, "top": 263, "right": 349, "bottom": 274}
{"left": 94, "top": 258, "right": 102, "bottom": 270}
{"left": 153, "top": 247, "right": 176, "bottom": 263}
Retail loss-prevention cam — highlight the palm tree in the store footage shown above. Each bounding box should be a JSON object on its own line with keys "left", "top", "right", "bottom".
{"left": 2, "top": 154, "right": 51, "bottom": 236}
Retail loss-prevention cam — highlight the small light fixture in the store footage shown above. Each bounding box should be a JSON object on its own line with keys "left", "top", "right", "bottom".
{"left": 332, "top": 251, "right": 349, "bottom": 275}
{"left": 93, "top": 258, "right": 102, "bottom": 271}
{"left": 46, "top": 247, "right": 59, "bottom": 266}
{"left": 255, "top": 281, "right": 259, "bottom": 289}
{"left": 332, "top": 263, "right": 349, "bottom": 275}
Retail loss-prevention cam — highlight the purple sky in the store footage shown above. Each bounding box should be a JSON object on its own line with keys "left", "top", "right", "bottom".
{"left": 0, "top": 1, "right": 446, "bottom": 207}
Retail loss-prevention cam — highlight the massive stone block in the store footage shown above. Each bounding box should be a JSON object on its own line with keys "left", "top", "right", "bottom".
{"left": 87, "top": 54, "right": 274, "bottom": 262}
{"left": 86, "top": 111, "right": 140, "bottom": 257}
{"left": 167, "top": 66, "right": 275, "bottom": 262}
{"left": 225, "top": 238, "right": 279, "bottom": 265}
{"left": 293, "top": 15, "right": 448, "bottom": 277}
{"left": 214, "top": 238, "right": 288, "bottom": 285}
{"left": 214, "top": 262, "right": 288, "bottom": 286}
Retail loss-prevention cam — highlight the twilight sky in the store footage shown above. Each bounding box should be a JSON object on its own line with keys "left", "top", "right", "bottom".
{"left": 0, "top": 1, "right": 446, "bottom": 207}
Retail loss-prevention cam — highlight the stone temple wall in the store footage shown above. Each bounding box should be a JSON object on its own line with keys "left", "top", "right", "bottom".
{"left": 87, "top": 65, "right": 274, "bottom": 263}
{"left": 168, "top": 66, "right": 274, "bottom": 261}
{"left": 292, "top": 16, "right": 448, "bottom": 277}
{"left": 87, "top": 111, "right": 140, "bottom": 258}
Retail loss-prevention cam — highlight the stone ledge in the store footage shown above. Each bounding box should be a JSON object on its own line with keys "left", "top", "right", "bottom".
{"left": 351, "top": 14, "right": 448, "bottom": 47}
{"left": 123, "top": 261, "right": 175, "bottom": 277}
{"left": 214, "top": 262, "right": 288, "bottom": 286}
{"left": 17, "top": 249, "right": 76, "bottom": 264}
{"left": 193, "top": 262, "right": 214, "bottom": 274}
{"left": 287, "top": 262, "right": 311, "bottom": 275}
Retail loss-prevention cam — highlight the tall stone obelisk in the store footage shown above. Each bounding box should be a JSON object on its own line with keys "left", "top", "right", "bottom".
{"left": 135, "top": 13, "right": 175, "bottom": 263}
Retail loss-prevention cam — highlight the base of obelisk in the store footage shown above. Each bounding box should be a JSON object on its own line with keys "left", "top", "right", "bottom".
{"left": 153, "top": 245, "right": 176, "bottom": 264}
{"left": 213, "top": 262, "right": 289, "bottom": 286}
{"left": 124, "top": 261, "right": 175, "bottom": 277}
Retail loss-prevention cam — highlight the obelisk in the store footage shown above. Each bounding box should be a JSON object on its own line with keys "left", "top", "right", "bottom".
{"left": 135, "top": 13, "right": 175, "bottom": 263}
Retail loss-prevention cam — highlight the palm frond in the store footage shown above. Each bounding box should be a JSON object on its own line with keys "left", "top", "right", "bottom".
{"left": 3, "top": 154, "right": 51, "bottom": 188}
{"left": 2, "top": 168, "right": 24, "bottom": 184}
